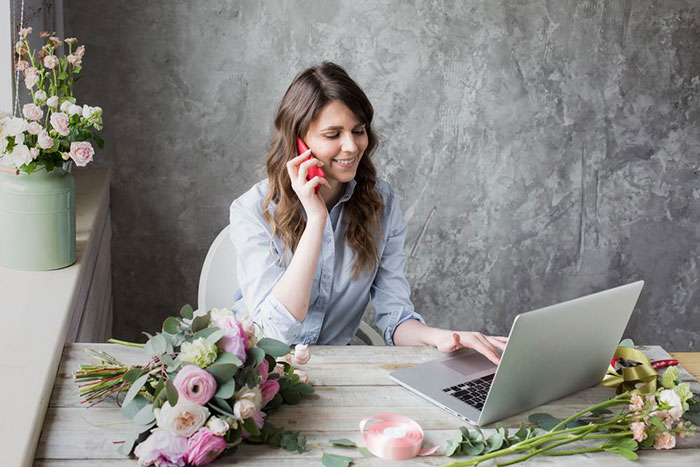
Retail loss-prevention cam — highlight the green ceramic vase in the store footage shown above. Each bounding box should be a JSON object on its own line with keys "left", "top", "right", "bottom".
{"left": 0, "top": 165, "right": 76, "bottom": 270}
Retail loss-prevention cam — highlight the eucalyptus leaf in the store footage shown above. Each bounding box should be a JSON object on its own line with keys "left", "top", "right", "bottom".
{"left": 180, "top": 304, "right": 194, "bottom": 319}
{"left": 485, "top": 432, "right": 504, "bottom": 452}
{"left": 194, "top": 327, "right": 219, "bottom": 340}
{"left": 205, "top": 329, "right": 226, "bottom": 346}
{"left": 122, "top": 368, "right": 147, "bottom": 384}
{"left": 605, "top": 447, "right": 638, "bottom": 460}
{"left": 166, "top": 379, "right": 178, "bottom": 406}
{"left": 281, "top": 390, "right": 302, "bottom": 404}
{"left": 191, "top": 314, "right": 210, "bottom": 333}
{"left": 329, "top": 438, "right": 357, "bottom": 447}
{"left": 618, "top": 338, "right": 635, "bottom": 348}
{"left": 358, "top": 447, "right": 374, "bottom": 457}
{"left": 513, "top": 422, "right": 527, "bottom": 440}
{"left": 445, "top": 439, "right": 460, "bottom": 456}
{"left": 117, "top": 435, "right": 136, "bottom": 457}
{"left": 133, "top": 403, "right": 155, "bottom": 425}
{"left": 152, "top": 334, "right": 167, "bottom": 355}
{"left": 121, "top": 394, "right": 148, "bottom": 420}
{"left": 293, "top": 382, "right": 314, "bottom": 394}
{"left": 321, "top": 452, "right": 352, "bottom": 467}
{"left": 215, "top": 379, "right": 236, "bottom": 399}
{"left": 242, "top": 417, "right": 260, "bottom": 436}
{"left": 213, "top": 396, "right": 233, "bottom": 413}
{"left": 163, "top": 316, "right": 180, "bottom": 335}
{"left": 208, "top": 401, "right": 235, "bottom": 418}
{"left": 463, "top": 442, "right": 485, "bottom": 456}
{"left": 207, "top": 363, "right": 237, "bottom": 384}
{"left": 257, "top": 337, "right": 291, "bottom": 357}
{"left": 123, "top": 374, "right": 149, "bottom": 407}
{"left": 247, "top": 347, "right": 265, "bottom": 367}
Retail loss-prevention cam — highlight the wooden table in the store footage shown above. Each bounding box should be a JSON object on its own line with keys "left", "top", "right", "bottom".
{"left": 36, "top": 345, "right": 700, "bottom": 466}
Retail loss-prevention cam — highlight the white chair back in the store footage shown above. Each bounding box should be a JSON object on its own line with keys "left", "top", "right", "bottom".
{"left": 198, "top": 225, "right": 384, "bottom": 346}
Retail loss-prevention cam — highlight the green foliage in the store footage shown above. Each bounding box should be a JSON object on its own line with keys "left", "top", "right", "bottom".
{"left": 163, "top": 317, "right": 180, "bottom": 335}
{"left": 215, "top": 379, "right": 236, "bottom": 399}
{"left": 603, "top": 437, "right": 639, "bottom": 460}
{"left": 123, "top": 373, "right": 149, "bottom": 407}
{"left": 329, "top": 438, "right": 357, "bottom": 447}
{"left": 528, "top": 413, "right": 585, "bottom": 431}
{"left": 257, "top": 337, "right": 291, "bottom": 357}
{"left": 247, "top": 347, "right": 266, "bottom": 367}
{"left": 165, "top": 379, "right": 178, "bottom": 406}
{"left": 447, "top": 422, "right": 536, "bottom": 457}
{"left": 321, "top": 452, "right": 353, "bottom": 467}
{"left": 180, "top": 304, "right": 194, "bottom": 319}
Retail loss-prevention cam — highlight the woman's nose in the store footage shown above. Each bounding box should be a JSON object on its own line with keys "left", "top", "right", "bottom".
{"left": 341, "top": 132, "right": 358, "bottom": 153}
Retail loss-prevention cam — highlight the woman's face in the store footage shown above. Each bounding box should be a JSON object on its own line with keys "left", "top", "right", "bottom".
{"left": 302, "top": 100, "right": 368, "bottom": 187}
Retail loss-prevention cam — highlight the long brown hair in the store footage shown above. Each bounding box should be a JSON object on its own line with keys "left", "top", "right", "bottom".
{"left": 262, "top": 62, "right": 383, "bottom": 280}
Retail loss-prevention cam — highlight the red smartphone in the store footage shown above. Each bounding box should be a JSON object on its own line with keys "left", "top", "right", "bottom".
{"left": 297, "top": 137, "right": 325, "bottom": 193}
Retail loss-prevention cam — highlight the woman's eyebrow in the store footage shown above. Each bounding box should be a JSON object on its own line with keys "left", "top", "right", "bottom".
{"left": 321, "top": 123, "right": 366, "bottom": 131}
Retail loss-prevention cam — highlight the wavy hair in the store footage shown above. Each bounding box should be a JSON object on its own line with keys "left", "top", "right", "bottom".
{"left": 262, "top": 62, "right": 383, "bottom": 280}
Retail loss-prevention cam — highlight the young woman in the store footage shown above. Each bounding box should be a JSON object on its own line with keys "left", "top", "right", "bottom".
{"left": 229, "top": 62, "right": 506, "bottom": 363}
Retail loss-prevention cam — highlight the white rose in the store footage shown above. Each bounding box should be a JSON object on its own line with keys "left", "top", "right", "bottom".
{"left": 3, "top": 117, "right": 28, "bottom": 137}
{"left": 47, "top": 96, "right": 59, "bottom": 108}
{"left": 37, "top": 130, "right": 54, "bottom": 150}
{"left": 10, "top": 144, "right": 32, "bottom": 168}
{"left": 154, "top": 399, "right": 209, "bottom": 438}
{"left": 34, "top": 90, "right": 47, "bottom": 105}
{"left": 27, "top": 122, "right": 42, "bottom": 135}
{"left": 68, "top": 104, "right": 82, "bottom": 116}
{"left": 92, "top": 106, "right": 103, "bottom": 118}
{"left": 206, "top": 416, "right": 230, "bottom": 436}
{"left": 82, "top": 105, "right": 92, "bottom": 119}
{"left": 60, "top": 101, "right": 71, "bottom": 112}
{"left": 236, "top": 387, "right": 262, "bottom": 411}
{"left": 30, "top": 147, "right": 39, "bottom": 160}
{"left": 658, "top": 389, "right": 684, "bottom": 420}
{"left": 23, "top": 103, "right": 43, "bottom": 121}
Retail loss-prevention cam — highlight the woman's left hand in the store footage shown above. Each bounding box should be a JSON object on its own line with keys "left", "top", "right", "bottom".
{"left": 433, "top": 329, "right": 508, "bottom": 364}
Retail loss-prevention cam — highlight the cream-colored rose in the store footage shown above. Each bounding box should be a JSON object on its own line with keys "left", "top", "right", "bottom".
{"left": 206, "top": 416, "right": 230, "bottom": 436}
{"left": 294, "top": 369, "right": 309, "bottom": 384}
{"left": 154, "top": 399, "right": 209, "bottom": 438}
{"left": 233, "top": 398, "right": 256, "bottom": 420}
{"left": 236, "top": 386, "right": 262, "bottom": 410}
{"left": 210, "top": 308, "right": 234, "bottom": 322}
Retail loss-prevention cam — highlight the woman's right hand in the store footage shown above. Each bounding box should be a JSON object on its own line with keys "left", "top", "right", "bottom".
{"left": 286, "top": 149, "right": 332, "bottom": 221}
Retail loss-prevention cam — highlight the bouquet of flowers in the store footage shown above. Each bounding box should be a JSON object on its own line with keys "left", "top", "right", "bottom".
{"left": 443, "top": 351, "right": 699, "bottom": 466}
{"left": 1, "top": 27, "right": 103, "bottom": 173}
{"left": 75, "top": 305, "right": 314, "bottom": 466}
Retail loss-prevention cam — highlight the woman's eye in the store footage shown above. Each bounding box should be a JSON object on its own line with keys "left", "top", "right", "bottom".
{"left": 323, "top": 129, "right": 365, "bottom": 139}
{"left": 353, "top": 129, "right": 366, "bottom": 135}
{"left": 324, "top": 133, "right": 340, "bottom": 138}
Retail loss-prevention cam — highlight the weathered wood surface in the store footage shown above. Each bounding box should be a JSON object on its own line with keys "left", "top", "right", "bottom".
{"left": 35, "top": 344, "right": 700, "bottom": 466}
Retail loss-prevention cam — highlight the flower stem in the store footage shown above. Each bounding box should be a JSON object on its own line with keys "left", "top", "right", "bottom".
{"left": 108, "top": 338, "right": 144, "bottom": 348}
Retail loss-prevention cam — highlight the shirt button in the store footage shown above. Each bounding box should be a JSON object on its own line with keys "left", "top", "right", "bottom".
{"left": 325, "top": 237, "right": 332, "bottom": 243}
{"left": 323, "top": 273, "right": 331, "bottom": 280}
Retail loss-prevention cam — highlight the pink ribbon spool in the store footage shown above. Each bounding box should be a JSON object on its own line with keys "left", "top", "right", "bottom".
{"left": 359, "top": 412, "right": 438, "bottom": 460}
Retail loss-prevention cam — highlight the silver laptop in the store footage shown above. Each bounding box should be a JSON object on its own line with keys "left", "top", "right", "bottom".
{"left": 389, "top": 281, "right": 644, "bottom": 426}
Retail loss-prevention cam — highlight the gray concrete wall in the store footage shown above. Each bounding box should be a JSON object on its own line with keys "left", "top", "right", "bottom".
{"left": 64, "top": 0, "right": 700, "bottom": 350}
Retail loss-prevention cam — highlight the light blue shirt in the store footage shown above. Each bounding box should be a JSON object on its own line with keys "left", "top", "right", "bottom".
{"left": 228, "top": 177, "right": 426, "bottom": 345}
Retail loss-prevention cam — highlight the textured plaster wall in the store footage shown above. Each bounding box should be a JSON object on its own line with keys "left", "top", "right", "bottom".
{"left": 64, "top": 1, "right": 700, "bottom": 350}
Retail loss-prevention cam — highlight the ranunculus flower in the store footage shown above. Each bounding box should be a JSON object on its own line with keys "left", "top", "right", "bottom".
{"left": 205, "top": 416, "right": 230, "bottom": 437}
{"left": 68, "top": 104, "right": 82, "bottom": 116}
{"left": 260, "top": 379, "right": 280, "bottom": 407}
{"left": 654, "top": 432, "right": 676, "bottom": 450}
{"left": 233, "top": 398, "right": 256, "bottom": 420}
{"left": 43, "top": 55, "right": 58, "bottom": 69}
{"left": 37, "top": 130, "right": 54, "bottom": 149}
{"left": 180, "top": 337, "right": 218, "bottom": 368}
{"left": 27, "top": 121, "right": 42, "bottom": 135}
{"left": 213, "top": 316, "right": 248, "bottom": 364}
{"left": 658, "top": 389, "right": 683, "bottom": 420}
{"left": 134, "top": 429, "right": 188, "bottom": 467}
{"left": 46, "top": 96, "right": 59, "bottom": 108}
{"left": 173, "top": 364, "right": 217, "bottom": 405}
{"left": 294, "top": 369, "right": 309, "bottom": 384}
{"left": 22, "top": 103, "right": 43, "bottom": 121}
{"left": 293, "top": 344, "right": 311, "bottom": 365}
{"left": 50, "top": 112, "right": 70, "bottom": 136}
{"left": 155, "top": 399, "right": 210, "bottom": 438}
{"left": 630, "top": 421, "right": 647, "bottom": 442}
{"left": 186, "top": 428, "right": 226, "bottom": 466}
{"left": 69, "top": 141, "right": 94, "bottom": 167}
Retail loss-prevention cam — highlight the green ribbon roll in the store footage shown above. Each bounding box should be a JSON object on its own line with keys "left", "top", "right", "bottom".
{"left": 601, "top": 346, "right": 658, "bottom": 395}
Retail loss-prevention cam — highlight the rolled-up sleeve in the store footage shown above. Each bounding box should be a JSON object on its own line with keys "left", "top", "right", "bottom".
{"left": 371, "top": 190, "right": 426, "bottom": 345}
{"left": 229, "top": 200, "right": 304, "bottom": 344}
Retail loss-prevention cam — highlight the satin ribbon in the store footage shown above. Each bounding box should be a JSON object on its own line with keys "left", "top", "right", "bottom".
{"left": 359, "top": 412, "right": 438, "bottom": 460}
{"left": 601, "top": 346, "right": 657, "bottom": 394}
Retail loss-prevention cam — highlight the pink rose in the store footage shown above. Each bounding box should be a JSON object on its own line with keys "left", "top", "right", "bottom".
{"left": 173, "top": 364, "right": 217, "bottom": 405}
{"left": 37, "top": 130, "right": 54, "bottom": 149}
{"left": 630, "top": 421, "right": 647, "bottom": 442}
{"left": 50, "top": 112, "right": 70, "bottom": 136}
{"left": 43, "top": 55, "right": 58, "bottom": 69}
{"left": 24, "top": 67, "right": 39, "bottom": 89}
{"left": 256, "top": 359, "right": 269, "bottom": 384}
{"left": 30, "top": 148, "right": 39, "bottom": 160}
{"left": 134, "top": 429, "right": 188, "bottom": 467}
{"left": 69, "top": 141, "right": 94, "bottom": 167}
{"left": 260, "top": 379, "right": 280, "bottom": 407}
{"left": 294, "top": 369, "right": 309, "bottom": 384}
{"left": 654, "top": 432, "right": 676, "bottom": 450}
{"left": 27, "top": 122, "right": 42, "bottom": 135}
{"left": 213, "top": 316, "right": 248, "bottom": 364}
{"left": 186, "top": 428, "right": 226, "bottom": 466}
{"left": 23, "top": 103, "right": 43, "bottom": 121}
{"left": 293, "top": 344, "right": 311, "bottom": 365}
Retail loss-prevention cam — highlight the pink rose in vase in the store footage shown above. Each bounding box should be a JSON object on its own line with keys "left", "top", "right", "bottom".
{"left": 69, "top": 141, "right": 94, "bottom": 167}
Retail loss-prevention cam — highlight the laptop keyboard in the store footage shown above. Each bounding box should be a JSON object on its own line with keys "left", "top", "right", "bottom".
{"left": 442, "top": 373, "right": 494, "bottom": 410}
